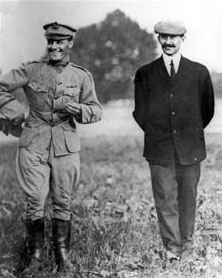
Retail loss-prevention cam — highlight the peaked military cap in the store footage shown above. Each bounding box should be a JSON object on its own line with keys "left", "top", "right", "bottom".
{"left": 154, "top": 20, "right": 187, "bottom": 35}
{"left": 43, "top": 22, "right": 77, "bottom": 40}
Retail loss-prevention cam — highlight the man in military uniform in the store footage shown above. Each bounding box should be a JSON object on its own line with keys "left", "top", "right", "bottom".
{"left": 0, "top": 22, "right": 102, "bottom": 274}
{"left": 133, "top": 21, "right": 214, "bottom": 262}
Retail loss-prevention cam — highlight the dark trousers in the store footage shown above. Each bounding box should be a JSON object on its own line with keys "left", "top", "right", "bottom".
{"left": 149, "top": 158, "right": 200, "bottom": 256}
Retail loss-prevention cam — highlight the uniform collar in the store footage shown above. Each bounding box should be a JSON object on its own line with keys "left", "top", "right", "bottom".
{"left": 48, "top": 54, "right": 70, "bottom": 68}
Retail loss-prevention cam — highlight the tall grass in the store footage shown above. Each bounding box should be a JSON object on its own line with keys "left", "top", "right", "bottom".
{"left": 0, "top": 135, "right": 222, "bottom": 278}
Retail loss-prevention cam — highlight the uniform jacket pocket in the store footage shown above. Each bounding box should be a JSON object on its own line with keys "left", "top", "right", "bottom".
{"left": 64, "top": 130, "right": 81, "bottom": 153}
{"left": 64, "top": 86, "right": 80, "bottom": 102}
{"left": 26, "top": 82, "right": 49, "bottom": 108}
{"left": 28, "top": 82, "right": 48, "bottom": 92}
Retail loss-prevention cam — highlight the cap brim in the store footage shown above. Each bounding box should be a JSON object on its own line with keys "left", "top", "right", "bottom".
{"left": 45, "top": 34, "right": 73, "bottom": 40}
{"left": 155, "top": 31, "right": 185, "bottom": 35}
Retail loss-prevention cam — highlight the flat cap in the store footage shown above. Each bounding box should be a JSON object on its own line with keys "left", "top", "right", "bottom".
{"left": 154, "top": 20, "right": 187, "bottom": 35}
{"left": 43, "top": 22, "right": 77, "bottom": 40}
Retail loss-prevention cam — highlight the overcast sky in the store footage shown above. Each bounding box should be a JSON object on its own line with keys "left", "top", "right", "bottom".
{"left": 1, "top": 0, "right": 222, "bottom": 73}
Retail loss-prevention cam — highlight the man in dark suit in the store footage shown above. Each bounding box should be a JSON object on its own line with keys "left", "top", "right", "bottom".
{"left": 133, "top": 21, "right": 214, "bottom": 261}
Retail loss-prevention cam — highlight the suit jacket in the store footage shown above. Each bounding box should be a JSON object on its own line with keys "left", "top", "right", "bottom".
{"left": 133, "top": 56, "right": 214, "bottom": 165}
{"left": 0, "top": 59, "right": 102, "bottom": 156}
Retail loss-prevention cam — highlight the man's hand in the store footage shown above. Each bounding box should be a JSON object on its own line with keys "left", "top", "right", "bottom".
{"left": 0, "top": 113, "right": 10, "bottom": 136}
{"left": 64, "top": 102, "right": 81, "bottom": 115}
{"left": 9, "top": 124, "right": 23, "bottom": 137}
{"left": 11, "top": 114, "right": 25, "bottom": 127}
{"left": 0, "top": 119, "right": 10, "bottom": 136}
{"left": 10, "top": 114, "right": 25, "bottom": 137}
{"left": 0, "top": 114, "right": 25, "bottom": 137}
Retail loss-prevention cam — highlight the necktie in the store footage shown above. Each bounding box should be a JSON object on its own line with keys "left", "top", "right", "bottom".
{"left": 170, "top": 60, "right": 176, "bottom": 79}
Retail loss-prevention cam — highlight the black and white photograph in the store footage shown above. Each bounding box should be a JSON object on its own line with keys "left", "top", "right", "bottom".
{"left": 0, "top": 1, "right": 221, "bottom": 277}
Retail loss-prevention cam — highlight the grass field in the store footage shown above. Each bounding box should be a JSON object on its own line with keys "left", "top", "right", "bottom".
{"left": 0, "top": 102, "right": 222, "bottom": 278}
{"left": 0, "top": 133, "right": 222, "bottom": 278}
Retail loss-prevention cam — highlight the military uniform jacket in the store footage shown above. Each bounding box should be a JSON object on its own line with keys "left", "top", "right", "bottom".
{"left": 0, "top": 59, "right": 102, "bottom": 156}
{"left": 133, "top": 56, "right": 214, "bottom": 165}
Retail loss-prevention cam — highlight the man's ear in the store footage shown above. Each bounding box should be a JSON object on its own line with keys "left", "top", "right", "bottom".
{"left": 181, "top": 35, "right": 186, "bottom": 42}
{"left": 68, "top": 40, "right": 74, "bottom": 49}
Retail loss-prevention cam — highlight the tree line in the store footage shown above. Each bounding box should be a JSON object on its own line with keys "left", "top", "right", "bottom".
{"left": 1, "top": 9, "right": 222, "bottom": 104}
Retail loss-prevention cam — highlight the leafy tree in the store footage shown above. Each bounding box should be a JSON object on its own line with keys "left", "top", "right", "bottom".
{"left": 70, "top": 9, "right": 157, "bottom": 103}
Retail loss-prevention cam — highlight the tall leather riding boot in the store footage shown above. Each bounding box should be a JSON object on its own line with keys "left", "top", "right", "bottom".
{"left": 19, "top": 219, "right": 45, "bottom": 277}
{"left": 26, "top": 218, "right": 45, "bottom": 261}
{"left": 52, "top": 219, "right": 71, "bottom": 270}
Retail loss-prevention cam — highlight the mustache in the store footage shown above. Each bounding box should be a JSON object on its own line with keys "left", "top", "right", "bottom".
{"left": 48, "top": 49, "right": 62, "bottom": 52}
{"left": 162, "top": 44, "right": 175, "bottom": 48}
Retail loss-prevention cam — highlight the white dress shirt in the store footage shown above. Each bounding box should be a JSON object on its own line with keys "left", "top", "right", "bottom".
{"left": 163, "top": 52, "right": 181, "bottom": 76}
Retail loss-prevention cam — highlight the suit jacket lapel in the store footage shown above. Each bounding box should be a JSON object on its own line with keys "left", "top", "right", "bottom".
{"left": 155, "top": 56, "right": 189, "bottom": 87}
{"left": 156, "top": 56, "right": 170, "bottom": 83}
{"left": 173, "top": 56, "right": 188, "bottom": 84}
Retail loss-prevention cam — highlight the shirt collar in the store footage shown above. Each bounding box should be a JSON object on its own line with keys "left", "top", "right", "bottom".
{"left": 163, "top": 52, "right": 181, "bottom": 67}
{"left": 162, "top": 52, "right": 182, "bottom": 74}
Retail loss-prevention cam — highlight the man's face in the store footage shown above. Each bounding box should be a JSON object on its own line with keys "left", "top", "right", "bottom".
{"left": 158, "top": 34, "right": 185, "bottom": 56}
{"left": 47, "top": 39, "right": 73, "bottom": 61}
